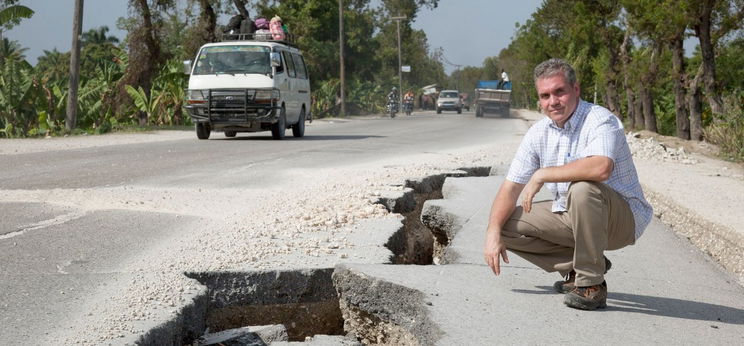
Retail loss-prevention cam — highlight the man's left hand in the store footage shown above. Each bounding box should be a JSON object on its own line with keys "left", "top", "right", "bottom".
{"left": 522, "top": 169, "right": 544, "bottom": 213}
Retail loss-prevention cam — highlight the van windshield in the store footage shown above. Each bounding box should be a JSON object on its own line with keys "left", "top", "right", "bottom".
{"left": 440, "top": 92, "right": 458, "bottom": 98}
{"left": 193, "top": 45, "right": 271, "bottom": 75}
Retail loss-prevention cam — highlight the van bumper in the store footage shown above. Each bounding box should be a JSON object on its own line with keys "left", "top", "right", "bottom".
{"left": 186, "top": 104, "right": 282, "bottom": 132}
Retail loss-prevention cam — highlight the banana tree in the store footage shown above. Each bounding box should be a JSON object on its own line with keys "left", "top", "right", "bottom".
{"left": 125, "top": 84, "right": 160, "bottom": 125}
{"left": 0, "top": 56, "right": 37, "bottom": 137}
{"left": 151, "top": 58, "right": 187, "bottom": 125}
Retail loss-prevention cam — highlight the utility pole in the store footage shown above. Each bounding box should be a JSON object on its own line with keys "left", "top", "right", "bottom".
{"left": 66, "top": 0, "right": 84, "bottom": 132}
{"left": 391, "top": 16, "right": 406, "bottom": 103}
{"left": 339, "top": 0, "right": 346, "bottom": 117}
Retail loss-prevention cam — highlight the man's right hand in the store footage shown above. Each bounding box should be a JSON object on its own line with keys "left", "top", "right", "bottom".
{"left": 484, "top": 229, "right": 509, "bottom": 275}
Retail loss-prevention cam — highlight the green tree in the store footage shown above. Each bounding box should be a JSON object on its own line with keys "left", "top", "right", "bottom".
{"left": 0, "top": 51, "right": 38, "bottom": 137}
{"left": 0, "top": 1, "right": 33, "bottom": 42}
{"left": 116, "top": 0, "right": 174, "bottom": 125}
{"left": 82, "top": 26, "right": 120, "bottom": 45}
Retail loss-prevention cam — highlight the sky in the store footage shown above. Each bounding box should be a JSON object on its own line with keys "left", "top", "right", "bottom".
{"left": 7, "top": 0, "right": 540, "bottom": 74}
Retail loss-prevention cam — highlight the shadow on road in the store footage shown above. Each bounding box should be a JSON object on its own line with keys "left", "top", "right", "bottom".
{"left": 513, "top": 286, "right": 744, "bottom": 324}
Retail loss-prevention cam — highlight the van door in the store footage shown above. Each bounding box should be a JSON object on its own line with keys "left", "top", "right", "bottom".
{"left": 281, "top": 51, "right": 299, "bottom": 123}
{"left": 273, "top": 48, "right": 290, "bottom": 120}
{"left": 291, "top": 52, "right": 311, "bottom": 118}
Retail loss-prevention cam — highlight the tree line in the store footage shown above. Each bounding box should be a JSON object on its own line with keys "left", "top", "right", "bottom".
{"left": 492, "top": 0, "right": 743, "bottom": 160}
{"left": 0, "top": 0, "right": 446, "bottom": 138}
{"left": 3, "top": 0, "right": 743, "bottom": 162}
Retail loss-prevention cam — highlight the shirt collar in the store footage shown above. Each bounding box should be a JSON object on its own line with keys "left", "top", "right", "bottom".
{"left": 549, "top": 99, "right": 587, "bottom": 132}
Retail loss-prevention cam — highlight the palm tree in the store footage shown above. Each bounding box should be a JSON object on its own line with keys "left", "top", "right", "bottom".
{"left": 36, "top": 49, "right": 69, "bottom": 83}
{"left": 0, "top": 37, "right": 26, "bottom": 64}
{"left": 81, "top": 26, "right": 119, "bottom": 46}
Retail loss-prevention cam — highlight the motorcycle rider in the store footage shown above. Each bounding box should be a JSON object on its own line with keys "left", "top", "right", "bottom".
{"left": 403, "top": 90, "right": 414, "bottom": 115}
{"left": 387, "top": 87, "right": 399, "bottom": 116}
{"left": 387, "top": 87, "right": 399, "bottom": 104}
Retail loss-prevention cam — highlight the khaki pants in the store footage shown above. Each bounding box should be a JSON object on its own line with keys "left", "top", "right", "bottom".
{"left": 502, "top": 181, "right": 636, "bottom": 286}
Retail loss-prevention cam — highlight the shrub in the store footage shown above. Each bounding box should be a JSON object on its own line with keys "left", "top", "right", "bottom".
{"left": 704, "top": 91, "right": 744, "bottom": 162}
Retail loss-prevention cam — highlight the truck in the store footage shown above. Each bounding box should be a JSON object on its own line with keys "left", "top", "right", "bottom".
{"left": 474, "top": 80, "right": 511, "bottom": 118}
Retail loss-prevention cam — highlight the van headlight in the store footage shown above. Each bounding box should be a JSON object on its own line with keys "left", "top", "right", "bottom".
{"left": 187, "top": 90, "right": 206, "bottom": 104}
{"left": 255, "top": 89, "right": 280, "bottom": 103}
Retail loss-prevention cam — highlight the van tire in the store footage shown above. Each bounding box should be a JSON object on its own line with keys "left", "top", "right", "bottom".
{"left": 271, "top": 107, "right": 286, "bottom": 140}
{"left": 292, "top": 108, "right": 306, "bottom": 138}
{"left": 224, "top": 130, "right": 237, "bottom": 137}
{"left": 196, "top": 123, "right": 211, "bottom": 140}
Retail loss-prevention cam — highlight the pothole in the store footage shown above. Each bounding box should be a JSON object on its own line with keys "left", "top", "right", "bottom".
{"left": 378, "top": 166, "right": 491, "bottom": 265}
{"left": 137, "top": 166, "right": 492, "bottom": 345}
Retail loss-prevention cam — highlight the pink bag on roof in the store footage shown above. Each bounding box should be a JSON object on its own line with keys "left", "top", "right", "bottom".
{"left": 270, "top": 16, "right": 285, "bottom": 41}
{"left": 255, "top": 17, "right": 269, "bottom": 29}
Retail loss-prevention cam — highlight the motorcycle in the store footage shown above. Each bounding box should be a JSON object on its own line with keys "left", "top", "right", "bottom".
{"left": 402, "top": 98, "right": 413, "bottom": 116}
{"left": 386, "top": 95, "right": 399, "bottom": 118}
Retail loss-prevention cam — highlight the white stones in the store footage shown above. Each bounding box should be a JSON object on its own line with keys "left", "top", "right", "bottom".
{"left": 626, "top": 132, "right": 699, "bottom": 164}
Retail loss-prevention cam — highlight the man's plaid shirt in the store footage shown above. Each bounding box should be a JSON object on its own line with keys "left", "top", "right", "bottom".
{"left": 506, "top": 100, "right": 653, "bottom": 239}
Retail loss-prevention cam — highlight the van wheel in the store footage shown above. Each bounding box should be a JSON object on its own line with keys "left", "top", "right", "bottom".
{"left": 292, "top": 108, "right": 306, "bottom": 138}
{"left": 224, "top": 130, "right": 237, "bottom": 137}
{"left": 271, "top": 107, "right": 286, "bottom": 140}
{"left": 436, "top": 108, "right": 442, "bottom": 114}
{"left": 196, "top": 123, "right": 211, "bottom": 140}
{"left": 457, "top": 107, "right": 462, "bottom": 114}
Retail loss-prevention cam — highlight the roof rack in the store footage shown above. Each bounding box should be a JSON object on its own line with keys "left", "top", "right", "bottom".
{"left": 219, "top": 32, "right": 296, "bottom": 46}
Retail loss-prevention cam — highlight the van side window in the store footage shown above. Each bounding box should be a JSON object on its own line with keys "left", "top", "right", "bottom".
{"left": 274, "top": 50, "right": 284, "bottom": 74}
{"left": 282, "top": 51, "right": 296, "bottom": 78}
{"left": 291, "top": 53, "right": 307, "bottom": 79}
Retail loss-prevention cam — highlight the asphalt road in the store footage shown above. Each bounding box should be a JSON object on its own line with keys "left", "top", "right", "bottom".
{"left": 0, "top": 111, "right": 516, "bottom": 191}
{"left": 0, "top": 110, "right": 524, "bottom": 344}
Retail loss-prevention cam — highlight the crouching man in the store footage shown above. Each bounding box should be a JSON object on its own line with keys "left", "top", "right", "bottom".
{"left": 483, "top": 58, "right": 653, "bottom": 310}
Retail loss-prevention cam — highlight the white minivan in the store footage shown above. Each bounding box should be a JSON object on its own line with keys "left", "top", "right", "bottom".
{"left": 184, "top": 36, "right": 311, "bottom": 140}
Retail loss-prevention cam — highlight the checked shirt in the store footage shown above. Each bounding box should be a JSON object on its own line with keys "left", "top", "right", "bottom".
{"left": 506, "top": 100, "right": 653, "bottom": 239}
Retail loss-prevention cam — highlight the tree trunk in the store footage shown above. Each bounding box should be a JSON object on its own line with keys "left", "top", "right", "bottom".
{"left": 670, "top": 33, "right": 690, "bottom": 140}
{"left": 232, "top": 0, "right": 250, "bottom": 17}
{"left": 626, "top": 90, "right": 636, "bottom": 129}
{"left": 688, "top": 67, "right": 704, "bottom": 141}
{"left": 619, "top": 24, "right": 634, "bottom": 124}
{"left": 633, "top": 90, "right": 644, "bottom": 130}
{"left": 639, "top": 43, "right": 661, "bottom": 133}
{"left": 198, "top": 0, "right": 217, "bottom": 43}
{"left": 694, "top": 0, "right": 725, "bottom": 115}
{"left": 604, "top": 39, "right": 622, "bottom": 117}
{"left": 65, "top": 0, "right": 84, "bottom": 132}
{"left": 118, "top": 0, "right": 163, "bottom": 126}
{"left": 639, "top": 85, "right": 657, "bottom": 132}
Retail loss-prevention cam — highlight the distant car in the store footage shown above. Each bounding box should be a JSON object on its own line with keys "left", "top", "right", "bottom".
{"left": 436, "top": 90, "right": 463, "bottom": 114}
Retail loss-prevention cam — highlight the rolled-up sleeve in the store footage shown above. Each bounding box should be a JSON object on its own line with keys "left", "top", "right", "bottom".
{"left": 507, "top": 129, "right": 540, "bottom": 184}
{"left": 581, "top": 115, "right": 623, "bottom": 162}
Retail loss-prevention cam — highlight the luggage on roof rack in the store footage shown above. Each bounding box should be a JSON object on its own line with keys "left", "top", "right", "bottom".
{"left": 219, "top": 32, "right": 296, "bottom": 45}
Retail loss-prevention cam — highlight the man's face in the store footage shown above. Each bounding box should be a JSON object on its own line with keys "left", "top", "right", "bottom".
{"left": 536, "top": 74, "right": 580, "bottom": 128}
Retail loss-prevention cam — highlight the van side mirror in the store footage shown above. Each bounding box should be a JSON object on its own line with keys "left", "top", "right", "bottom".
{"left": 270, "top": 52, "right": 282, "bottom": 67}
{"left": 183, "top": 60, "right": 192, "bottom": 75}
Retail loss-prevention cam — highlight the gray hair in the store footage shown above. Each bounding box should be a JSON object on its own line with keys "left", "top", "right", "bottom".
{"left": 533, "top": 58, "right": 577, "bottom": 86}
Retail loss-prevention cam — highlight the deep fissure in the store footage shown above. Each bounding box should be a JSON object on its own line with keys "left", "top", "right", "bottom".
{"left": 138, "top": 166, "right": 491, "bottom": 345}
{"left": 383, "top": 166, "right": 491, "bottom": 265}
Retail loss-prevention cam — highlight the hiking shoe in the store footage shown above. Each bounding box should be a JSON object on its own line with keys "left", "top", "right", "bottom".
{"left": 553, "top": 256, "right": 612, "bottom": 294}
{"left": 564, "top": 281, "right": 608, "bottom": 310}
